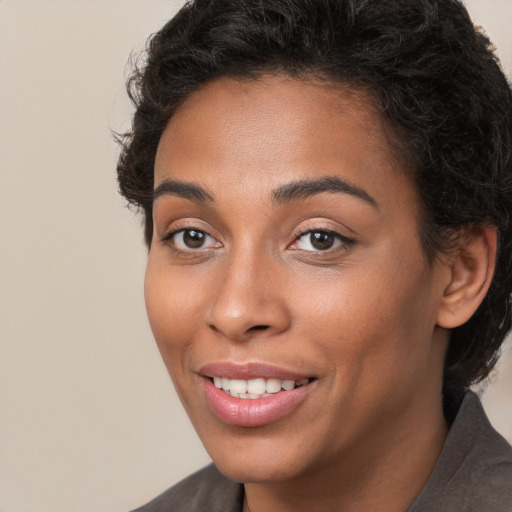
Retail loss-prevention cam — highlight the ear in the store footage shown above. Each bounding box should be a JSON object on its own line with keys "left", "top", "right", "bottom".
{"left": 437, "top": 224, "right": 497, "bottom": 329}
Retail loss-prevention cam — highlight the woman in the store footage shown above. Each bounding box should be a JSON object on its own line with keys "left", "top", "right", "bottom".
{"left": 117, "top": 0, "right": 512, "bottom": 510}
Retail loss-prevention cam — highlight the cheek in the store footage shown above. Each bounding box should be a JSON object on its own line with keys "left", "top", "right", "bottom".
{"left": 291, "top": 256, "right": 439, "bottom": 379}
{"left": 291, "top": 264, "right": 442, "bottom": 449}
{"left": 144, "top": 257, "right": 209, "bottom": 366}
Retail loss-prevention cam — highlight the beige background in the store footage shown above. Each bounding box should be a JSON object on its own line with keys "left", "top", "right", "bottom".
{"left": 0, "top": 1, "right": 510, "bottom": 511}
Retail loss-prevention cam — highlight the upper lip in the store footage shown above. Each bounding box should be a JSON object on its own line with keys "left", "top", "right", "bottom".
{"left": 198, "top": 362, "right": 314, "bottom": 381}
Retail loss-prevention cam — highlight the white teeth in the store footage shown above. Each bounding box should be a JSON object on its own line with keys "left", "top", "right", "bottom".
{"left": 266, "top": 378, "right": 282, "bottom": 394}
{"left": 282, "top": 380, "right": 295, "bottom": 391}
{"left": 212, "top": 376, "right": 311, "bottom": 399}
{"left": 247, "top": 378, "right": 266, "bottom": 395}
{"left": 230, "top": 379, "right": 248, "bottom": 394}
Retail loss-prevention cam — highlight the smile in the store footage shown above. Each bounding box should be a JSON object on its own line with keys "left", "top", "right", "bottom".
{"left": 211, "top": 377, "right": 312, "bottom": 399}
{"left": 201, "top": 365, "right": 317, "bottom": 427}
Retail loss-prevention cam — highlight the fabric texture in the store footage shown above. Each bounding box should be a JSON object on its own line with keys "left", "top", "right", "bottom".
{"left": 131, "top": 391, "right": 512, "bottom": 512}
{"left": 130, "top": 464, "right": 243, "bottom": 512}
{"left": 408, "top": 392, "right": 512, "bottom": 511}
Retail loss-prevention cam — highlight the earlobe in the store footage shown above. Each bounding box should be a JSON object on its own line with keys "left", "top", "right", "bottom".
{"left": 437, "top": 225, "right": 497, "bottom": 329}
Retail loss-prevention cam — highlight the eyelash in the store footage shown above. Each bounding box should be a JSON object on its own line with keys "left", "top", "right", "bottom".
{"left": 161, "top": 225, "right": 354, "bottom": 255}
{"left": 161, "top": 228, "right": 220, "bottom": 253}
{"left": 290, "top": 227, "right": 355, "bottom": 253}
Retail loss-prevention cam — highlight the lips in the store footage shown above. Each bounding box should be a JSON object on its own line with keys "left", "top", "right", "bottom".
{"left": 212, "top": 376, "right": 311, "bottom": 398}
{"left": 199, "top": 362, "right": 317, "bottom": 427}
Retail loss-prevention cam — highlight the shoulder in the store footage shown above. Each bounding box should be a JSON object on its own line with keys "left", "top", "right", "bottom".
{"left": 409, "top": 391, "right": 512, "bottom": 512}
{"left": 130, "top": 464, "right": 243, "bottom": 512}
{"left": 454, "top": 392, "right": 512, "bottom": 510}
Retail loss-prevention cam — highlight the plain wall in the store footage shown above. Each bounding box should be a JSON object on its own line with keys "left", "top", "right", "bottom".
{"left": 0, "top": 1, "right": 511, "bottom": 511}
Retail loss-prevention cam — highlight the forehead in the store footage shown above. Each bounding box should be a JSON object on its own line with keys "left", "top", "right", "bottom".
{"left": 154, "top": 75, "right": 416, "bottom": 214}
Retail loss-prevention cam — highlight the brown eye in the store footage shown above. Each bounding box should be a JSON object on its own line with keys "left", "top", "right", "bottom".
{"left": 310, "top": 232, "right": 335, "bottom": 250}
{"left": 166, "top": 229, "right": 221, "bottom": 251}
{"left": 182, "top": 230, "right": 206, "bottom": 248}
{"left": 290, "top": 229, "right": 350, "bottom": 252}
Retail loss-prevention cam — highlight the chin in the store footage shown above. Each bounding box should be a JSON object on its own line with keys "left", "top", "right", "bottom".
{"left": 197, "top": 424, "right": 319, "bottom": 484}
{"left": 213, "top": 455, "right": 303, "bottom": 484}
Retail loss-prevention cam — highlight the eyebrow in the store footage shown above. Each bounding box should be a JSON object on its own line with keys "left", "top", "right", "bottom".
{"left": 272, "top": 176, "right": 379, "bottom": 209}
{"left": 153, "top": 175, "right": 378, "bottom": 209}
{"left": 153, "top": 179, "right": 214, "bottom": 203}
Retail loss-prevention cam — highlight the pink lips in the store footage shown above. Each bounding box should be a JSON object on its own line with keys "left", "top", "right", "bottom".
{"left": 199, "top": 363, "right": 316, "bottom": 427}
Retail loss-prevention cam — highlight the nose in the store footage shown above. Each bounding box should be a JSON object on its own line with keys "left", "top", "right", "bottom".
{"left": 205, "top": 250, "right": 291, "bottom": 342}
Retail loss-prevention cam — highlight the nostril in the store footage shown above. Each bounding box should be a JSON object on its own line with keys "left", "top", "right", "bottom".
{"left": 207, "top": 323, "right": 270, "bottom": 336}
{"left": 248, "top": 325, "right": 270, "bottom": 332}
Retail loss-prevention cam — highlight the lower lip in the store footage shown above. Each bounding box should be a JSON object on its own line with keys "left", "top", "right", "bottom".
{"left": 202, "top": 378, "right": 315, "bottom": 427}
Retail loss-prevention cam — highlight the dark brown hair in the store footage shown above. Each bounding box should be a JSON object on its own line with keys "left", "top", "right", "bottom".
{"left": 116, "top": 0, "right": 512, "bottom": 392}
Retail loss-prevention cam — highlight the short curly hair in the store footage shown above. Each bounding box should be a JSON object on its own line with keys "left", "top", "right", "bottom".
{"left": 116, "top": 0, "right": 512, "bottom": 392}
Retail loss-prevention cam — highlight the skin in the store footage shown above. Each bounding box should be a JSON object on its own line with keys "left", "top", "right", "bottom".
{"left": 145, "top": 75, "right": 472, "bottom": 512}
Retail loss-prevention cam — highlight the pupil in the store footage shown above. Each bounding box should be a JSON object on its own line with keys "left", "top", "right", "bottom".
{"left": 183, "top": 230, "right": 205, "bottom": 248}
{"left": 310, "top": 232, "right": 334, "bottom": 250}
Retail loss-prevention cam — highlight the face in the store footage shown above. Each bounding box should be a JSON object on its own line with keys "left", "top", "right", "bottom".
{"left": 145, "top": 76, "right": 450, "bottom": 484}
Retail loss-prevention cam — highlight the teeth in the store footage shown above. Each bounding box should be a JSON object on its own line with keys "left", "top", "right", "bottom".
{"left": 282, "top": 380, "right": 295, "bottom": 391}
{"left": 230, "top": 379, "right": 247, "bottom": 394}
{"left": 266, "top": 378, "right": 282, "bottom": 394}
{"left": 247, "top": 378, "right": 266, "bottom": 395}
{"left": 212, "top": 377, "right": 311, "bottom": 399}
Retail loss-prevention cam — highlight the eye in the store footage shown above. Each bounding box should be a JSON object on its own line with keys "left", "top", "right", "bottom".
{"left": 163, "top": 229, "right": 220, "bottom": 250}
{"left": 290, "top": 230, "right": 350, "bottom": 252}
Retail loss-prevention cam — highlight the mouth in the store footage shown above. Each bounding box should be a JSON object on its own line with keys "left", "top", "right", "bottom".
{"left": 210, "top": 376, "right": 314, "bottom": 399}
{"left": 199, "top": 363, "right": 317, "bottom": 427}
